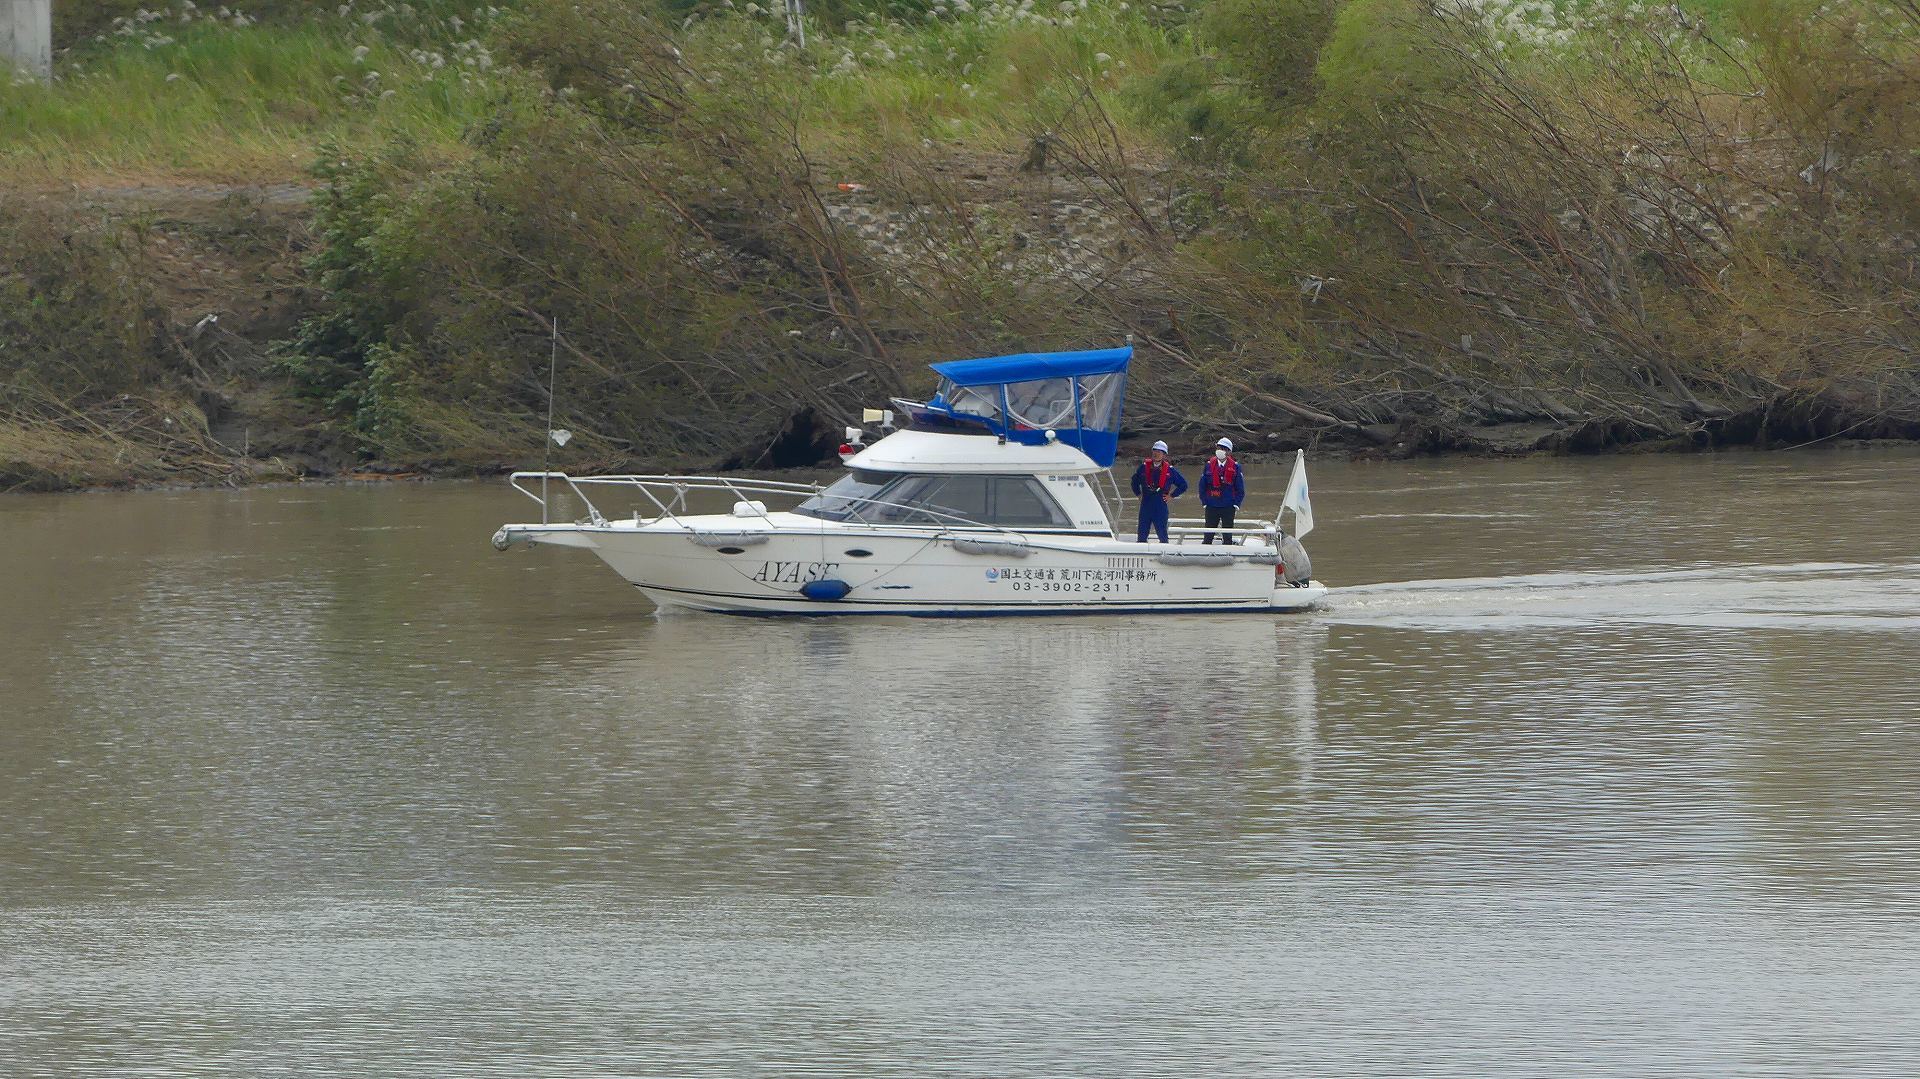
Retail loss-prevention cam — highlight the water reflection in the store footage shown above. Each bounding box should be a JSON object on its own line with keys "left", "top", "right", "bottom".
{"left": 4, "top": 449, "right": 1920, "bottom": 1074}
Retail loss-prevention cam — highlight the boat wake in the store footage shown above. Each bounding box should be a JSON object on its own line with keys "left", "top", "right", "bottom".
{"left": 1322, "top": 561, "right": 1920, "bottom": 632}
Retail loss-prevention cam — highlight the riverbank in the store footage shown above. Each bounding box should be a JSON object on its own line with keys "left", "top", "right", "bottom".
{"left": 5, "top": 168, "right": 1916, "bottom": 495}
{"left": 11, "top": 397, "right": 1918, "bottom": 496}
{"left": 6, "top": 1, "right": 1916, "bottom": 493}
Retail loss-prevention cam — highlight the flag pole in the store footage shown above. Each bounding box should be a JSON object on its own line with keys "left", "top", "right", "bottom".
{"left": 1281, "top": 449, "right": 1314, "bottom": 538}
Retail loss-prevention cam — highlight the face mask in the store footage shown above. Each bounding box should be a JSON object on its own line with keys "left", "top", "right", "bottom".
{"left": 1215, "top": 449, "right": 1228, "bottom": 461}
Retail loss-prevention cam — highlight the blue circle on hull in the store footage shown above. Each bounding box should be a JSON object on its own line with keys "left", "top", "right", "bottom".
{"left": 800, "top": 579, "right": 852, "bottom": 601}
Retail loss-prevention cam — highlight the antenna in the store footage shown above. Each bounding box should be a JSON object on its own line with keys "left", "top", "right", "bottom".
{"left": 541, "top": 316, "right": 558, "bottom": 525}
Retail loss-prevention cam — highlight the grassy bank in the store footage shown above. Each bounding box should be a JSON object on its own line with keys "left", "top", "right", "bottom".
{"left": 4, "top": 0, "right": 1917, "bottom": 491}
{"left": 2, "top": 2, "right": 506, "bottom": 184}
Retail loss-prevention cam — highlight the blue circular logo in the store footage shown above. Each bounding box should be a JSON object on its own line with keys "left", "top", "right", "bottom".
{"left": 984, "top": 569, "right": 1000, "bottom": 581}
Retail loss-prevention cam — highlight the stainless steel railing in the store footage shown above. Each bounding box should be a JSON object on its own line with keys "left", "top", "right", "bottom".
{"left": 509, "top": 471, "right": 823, "bottom": 527}
{"left": 508, "top": 471, "right": 1047, "bottom": 540}
{"left": 508, "top": 470, "right": 1286, "bottom": 549}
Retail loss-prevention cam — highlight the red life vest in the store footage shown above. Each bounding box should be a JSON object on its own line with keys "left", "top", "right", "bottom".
{"left": 1142, "top": 458, "right": 1171, "bottom": 494}
{"left": 1204, "top": 456, "right": 1239, "bottom": 497}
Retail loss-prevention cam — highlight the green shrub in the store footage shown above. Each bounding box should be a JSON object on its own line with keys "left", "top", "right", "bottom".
{"left": 0, "top": 205, "right": 170, "bottom": 405}
{"left": 1200, "top": 0, "right": 1337, "bottom": 109}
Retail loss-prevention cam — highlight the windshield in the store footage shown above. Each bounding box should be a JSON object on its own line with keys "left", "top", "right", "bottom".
{"left": 793, "top": 470, "right": 892, "bottom": 522}
{"left": 934, "top": 379, "right": 1005, "bottom": 425}
{"left": 793, "top": 472, "right": 1073, "bottom": 528}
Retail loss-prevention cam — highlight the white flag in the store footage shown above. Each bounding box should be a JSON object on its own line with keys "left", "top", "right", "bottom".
{"left": 1280, "top": 449, "right": 1314, "bottom": 538}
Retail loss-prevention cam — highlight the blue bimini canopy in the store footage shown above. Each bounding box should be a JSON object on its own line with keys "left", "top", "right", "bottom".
{"left": 928, "top": 345, "right": 1133, "bottom": 387}
{"left": 920, "top": 345, "right": 1133, "bottom": 466}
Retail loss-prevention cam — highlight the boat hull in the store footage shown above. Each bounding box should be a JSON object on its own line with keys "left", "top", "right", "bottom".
{"left": 497, "top": 518, "right": 1326, "bottom": 617}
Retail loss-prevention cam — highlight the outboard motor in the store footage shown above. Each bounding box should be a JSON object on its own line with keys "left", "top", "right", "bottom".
{"left": 1277, "top": 532, "right": 1312, "bottom": 585}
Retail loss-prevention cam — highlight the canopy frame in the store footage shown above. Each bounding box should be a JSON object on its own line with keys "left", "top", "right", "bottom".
{"left": 916, "top": 345, "right": 1132, "bottom": 466}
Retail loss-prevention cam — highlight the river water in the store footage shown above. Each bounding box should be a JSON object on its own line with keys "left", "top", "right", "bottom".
{"left": 3, "top": 448, "right": 1919, "bottom": 1075}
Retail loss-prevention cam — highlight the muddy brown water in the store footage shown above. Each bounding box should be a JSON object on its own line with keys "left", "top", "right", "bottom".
{"left": 3, "top": 448, "right": 1919, "bottom": 1075}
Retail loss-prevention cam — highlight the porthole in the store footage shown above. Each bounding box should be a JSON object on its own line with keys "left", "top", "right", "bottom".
{"left": 845, "top": 548, "right": 874, "bottom": 558}
{"left": 716, "top": 546, "right": 747, "bottom": 555}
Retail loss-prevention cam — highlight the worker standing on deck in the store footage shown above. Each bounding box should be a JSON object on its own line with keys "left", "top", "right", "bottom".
{"left": 1199, "top": 437, "right": 1246, "bottom": 545}
{"left": 1131, "top": 440, "right": 1187, "bottom": 543}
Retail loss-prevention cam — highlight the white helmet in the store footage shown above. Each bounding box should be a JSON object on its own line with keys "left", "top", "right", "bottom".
{"left": 1216, "top": 437, "right": 1234, "bottom": 451}
{"left": 1151, "top": 440, "right": 1169, "bottom": 453}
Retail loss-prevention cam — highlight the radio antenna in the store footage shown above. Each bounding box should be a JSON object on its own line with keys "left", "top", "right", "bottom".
{"left": 541, "top": 316, "right": 558, "bottom": 525}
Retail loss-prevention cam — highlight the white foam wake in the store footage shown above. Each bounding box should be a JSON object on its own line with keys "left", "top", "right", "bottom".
{"left": 1322, "top": 562, "right": 1920, "bottom": 632}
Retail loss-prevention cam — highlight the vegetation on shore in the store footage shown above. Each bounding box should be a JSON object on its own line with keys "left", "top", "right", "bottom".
{"left": 3, "top": 0, "right": 1916, "bottom": 490}
{"left": 4, "top": 2, "right": 506, "bottom": 184}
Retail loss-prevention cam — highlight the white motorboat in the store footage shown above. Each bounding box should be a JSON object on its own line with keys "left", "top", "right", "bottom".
{"left": 491, "top": 345, "right": 1326, "bottom": 616}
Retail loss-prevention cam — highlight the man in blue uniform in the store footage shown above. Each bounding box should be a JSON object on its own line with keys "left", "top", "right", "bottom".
{"left": 1130, "top": 440, "right": 1187, "bottom": 543}
{"left": 1198, "top": 436, "right": 1246, "bottom": 544}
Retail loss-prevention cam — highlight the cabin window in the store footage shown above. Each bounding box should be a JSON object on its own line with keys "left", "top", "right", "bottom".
{"left": 794, "top": 472, "right": 1074, "bottom": 528}
{"left": 863, "top": 475, "right": 991, "bottom": 526}
{"left": 991, "top": 477, "right": 1072, "bottom": 528}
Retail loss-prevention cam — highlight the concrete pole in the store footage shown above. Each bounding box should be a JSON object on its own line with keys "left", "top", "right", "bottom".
{"left": 4, "top": 0, "right": 52, "bottom": 82}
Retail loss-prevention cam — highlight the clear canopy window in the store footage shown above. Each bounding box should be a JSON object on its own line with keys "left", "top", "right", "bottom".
{"left": 1004, "top": 378, "right": 1078, "bottom": 430}
{"left": 1074, "top": 371, "right": 1124, "bottom": 432}
{"left": 922, "top": 346, "right": 1133, "bottom": 466}
{"left": 932, "top": 373, "right": 1118, "bottom": 433}
{"left": 934, "top": 380, "right": 1006, "bottom": 426}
